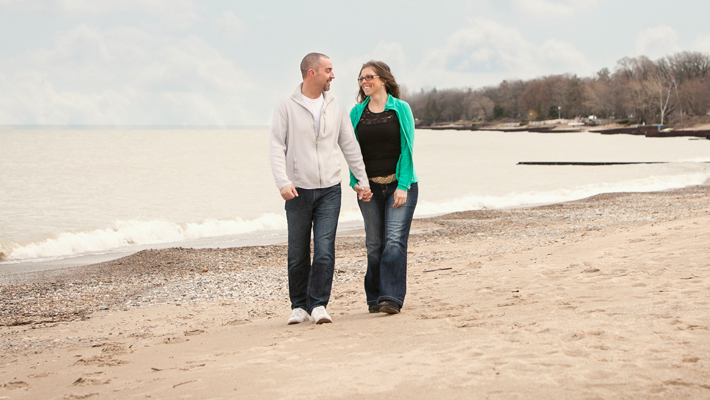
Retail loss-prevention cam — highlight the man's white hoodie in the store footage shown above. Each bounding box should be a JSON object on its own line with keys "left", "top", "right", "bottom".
{"left": 269, "top": 84, "right": 369, "bottom": 190}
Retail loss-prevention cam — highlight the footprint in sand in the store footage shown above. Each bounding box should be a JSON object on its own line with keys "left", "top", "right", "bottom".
{"left": 3, "top": 381, "right": 29, "bottom": 389}
{"left": 179, "top": 362, "right": 206, "bottom": 371}
{"left": 74, "top": 355, "right": 130, "bottom": 367}
{"left": 27, "top": 372, "right": 51, "bottom": 378}
{"left": 97, "top": 342, "right": 127, "bottom": 355}
{"left": 72, "top": 377, "right": 111, "bottom": 386}
{"left": 561, "top": 332, "right": 585, "bottom": 342}
{"left": 225, "top": 319, "right": 249, "bottom": 326}
{"left": 63, "top": 393, "right": 100, "bottom": 399}
{"left": 557, "top": 301, "right": 577, "bottom": 310}
{"left": 163, "top": 336, "right": 188, "bottom": 344}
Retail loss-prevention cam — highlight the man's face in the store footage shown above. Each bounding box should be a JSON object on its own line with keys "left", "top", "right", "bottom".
{"left": 314, "top": 57, "right": 335, "bottom": 92}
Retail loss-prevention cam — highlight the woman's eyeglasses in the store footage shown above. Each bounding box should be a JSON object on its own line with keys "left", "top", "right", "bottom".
{"left": 357, "top": 75, "right": 379, "bottom": 83}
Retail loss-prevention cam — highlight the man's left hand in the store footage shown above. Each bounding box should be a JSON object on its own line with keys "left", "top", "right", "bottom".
{"left": 354, "top": 185, "right": 373, "bottom": 202}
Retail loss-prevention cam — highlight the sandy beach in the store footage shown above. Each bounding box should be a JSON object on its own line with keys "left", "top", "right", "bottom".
{"left": 1, "top": 185, "right": 709, "bottom": 399}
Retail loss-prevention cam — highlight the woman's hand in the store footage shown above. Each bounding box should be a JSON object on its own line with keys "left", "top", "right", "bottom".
{"left": 393, "top": 189, "right": 407, "bottom": 208}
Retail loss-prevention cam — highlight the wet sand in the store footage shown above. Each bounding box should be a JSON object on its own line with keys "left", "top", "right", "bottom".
{"left": 1, "top": 186, "right": 709, "bottom": 399}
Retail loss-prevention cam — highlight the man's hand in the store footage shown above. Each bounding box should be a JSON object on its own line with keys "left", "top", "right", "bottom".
{"left": 280, "top": 184, "right": 298, "bottom": 200}
{"left": 354, "top": 185, "right": 373, "bottom": 202}
{"left": 360, "top": 186, "right": 373, "bottom": 202}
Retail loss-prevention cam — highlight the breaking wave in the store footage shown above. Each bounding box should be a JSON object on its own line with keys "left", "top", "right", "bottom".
{"left": 2, "top": 171, "right": 708, "bottom": 263}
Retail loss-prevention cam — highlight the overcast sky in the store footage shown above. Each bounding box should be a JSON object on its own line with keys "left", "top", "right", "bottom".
{"left": 1, "top": 0, "right": 708, "bottom": 126}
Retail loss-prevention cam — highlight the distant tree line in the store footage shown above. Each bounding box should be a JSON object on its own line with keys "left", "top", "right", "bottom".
{"left": 404, "top": 51, "right": 710, "bottom": 127}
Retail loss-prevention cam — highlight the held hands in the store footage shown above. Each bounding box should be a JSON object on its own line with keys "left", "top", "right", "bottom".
{"left": 393, "top": 189, "right": 407, "bottom": 208}
{"left": 282, "top": 184, "right": 374, "bottom": 202}
{"left": 280, "top": 184, "right": 298, "bottom": 200}
{"left": 353, "top": 185, "right": 373, "bottom": 202}
{"left": 353, "top": 185, "right": 406, "bottom": 206}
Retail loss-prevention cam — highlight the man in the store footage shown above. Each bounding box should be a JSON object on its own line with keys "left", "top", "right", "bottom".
{"left": 269, "top": 52, "right": 372, "bottom": 325}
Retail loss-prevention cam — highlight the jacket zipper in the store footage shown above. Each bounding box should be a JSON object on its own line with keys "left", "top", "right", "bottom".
{"left": 315, "top": 107, "right": 322, "bottom": 188}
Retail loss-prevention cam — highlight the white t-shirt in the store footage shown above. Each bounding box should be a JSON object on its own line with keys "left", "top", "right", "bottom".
{"left": 302, "top": 93, "right": 324, "bottom": 136}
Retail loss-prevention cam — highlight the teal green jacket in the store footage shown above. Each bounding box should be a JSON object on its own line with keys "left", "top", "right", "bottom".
{"left": 349, "top": 95, "right": 418, "bottom": 191}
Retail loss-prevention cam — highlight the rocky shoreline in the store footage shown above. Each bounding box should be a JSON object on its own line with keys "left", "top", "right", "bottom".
{"left": 3, "top": 185, "right": 709, "bottom": 330}
{"left": 417, "top": 122, "right": 710, "bottom": 138}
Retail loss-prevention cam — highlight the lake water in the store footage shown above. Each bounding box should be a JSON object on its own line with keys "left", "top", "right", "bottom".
{"left": 1, "top": 128, "right": 709, "bottom": 272}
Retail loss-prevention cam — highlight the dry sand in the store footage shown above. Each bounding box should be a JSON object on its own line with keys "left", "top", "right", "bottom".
{"left": 1, "top": 186, "right": 709, "bottom": 399}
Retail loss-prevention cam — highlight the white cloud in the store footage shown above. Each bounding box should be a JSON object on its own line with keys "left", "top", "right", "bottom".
{"left": 0, "top": 0, "right": 200, "bottom": 29}
{"left": 216, "top": 10, "right": 247, "bottom": 41}
{"left": 423, "top": 18, "right": 532, "bottom": 73}
{"left": 540, "top": 39, "right": 594, "bottom": 73}
{"left": 0, "top": 25, "right": 260, "bottom": 125}
{"left": 510, "top": 0, "right": 599, "bottom": 18}
{"left": 636, "top": 25, "right": 681, "bottom": 59}
{"left": 414, "top": 17, "right": 593, "bottom": 87}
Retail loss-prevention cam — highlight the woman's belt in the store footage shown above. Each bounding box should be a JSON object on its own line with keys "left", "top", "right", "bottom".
{"left": 370, "top": 174, "right": 396, "bottom": 184}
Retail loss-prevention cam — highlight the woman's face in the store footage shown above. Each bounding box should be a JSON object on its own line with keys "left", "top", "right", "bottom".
{"left": 359, "top": 67, "right": 385, "bottom": 97}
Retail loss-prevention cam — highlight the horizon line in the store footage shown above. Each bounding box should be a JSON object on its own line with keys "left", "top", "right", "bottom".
{"left": 0, "top": 125, "right": 270, "bottom": 130}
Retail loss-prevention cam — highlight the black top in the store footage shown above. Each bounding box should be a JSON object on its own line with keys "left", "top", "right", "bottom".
{"left": 356, "top": 106, "right": 401, "bottom": 178}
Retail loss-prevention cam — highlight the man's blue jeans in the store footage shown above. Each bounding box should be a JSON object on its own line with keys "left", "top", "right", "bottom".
{"left": 285, "top": 184, "right": 341, "bottom": 313}
{"left": 358, "top": 182, "right": 418, "bottom": 307}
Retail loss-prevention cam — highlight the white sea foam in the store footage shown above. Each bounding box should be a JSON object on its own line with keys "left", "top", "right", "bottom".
{"left": 1, "top": 213, "right": 287, "bottom": 263}
{"left": 414, "top": 172, "right": 709, "bottom": 217}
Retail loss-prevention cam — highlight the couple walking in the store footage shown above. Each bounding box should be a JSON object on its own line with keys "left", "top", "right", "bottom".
{"left": 269, "top": 52, "right": 419, "bottom": 325}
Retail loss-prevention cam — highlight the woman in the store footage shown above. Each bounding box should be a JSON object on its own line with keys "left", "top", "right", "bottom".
{"left": 350, "top": 61, "right": 418, "bottom": 315}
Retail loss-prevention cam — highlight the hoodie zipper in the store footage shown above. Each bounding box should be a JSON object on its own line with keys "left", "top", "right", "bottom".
{"left": 298, "top": 94, "right": 326, "bottom": 188}
{"left": 315, "top": 106, "right": 322, "bottom": 188}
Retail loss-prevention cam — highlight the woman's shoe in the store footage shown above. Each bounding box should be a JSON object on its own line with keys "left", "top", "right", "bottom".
{"left": 378, "top": 300, "right": 401, "bottom": 314}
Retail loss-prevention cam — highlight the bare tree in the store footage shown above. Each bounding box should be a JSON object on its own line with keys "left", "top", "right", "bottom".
{"left": 666, "top": 52, "right": 710, "bottom": 120}
{"left": 466, "top": 90, "right": 494, "bottom": 120}
{"left": 613, "top": 57, "right": 657, "bottom": 123}
{"left": 650, "top": 58, "right": 678, "bottom": 125}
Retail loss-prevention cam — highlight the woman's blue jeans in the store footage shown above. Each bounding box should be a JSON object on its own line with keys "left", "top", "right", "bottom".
{"left": 285, "top": 185, "right": 341, "bottom": 313}
{"left": 358, "top": 182, "right": 418, "bottom": 307}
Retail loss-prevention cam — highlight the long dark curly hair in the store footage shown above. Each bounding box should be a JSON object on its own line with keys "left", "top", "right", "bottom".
{"left": 356, "top": 60, "right": 400, "bottom": 103}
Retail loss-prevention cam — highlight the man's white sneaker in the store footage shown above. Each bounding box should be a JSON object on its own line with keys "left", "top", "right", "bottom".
{"left": 287, "top": 308, "right": 309, "bottom": 325}
{"left": 310, "top": 306, "right": 332, "bottom": 324}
